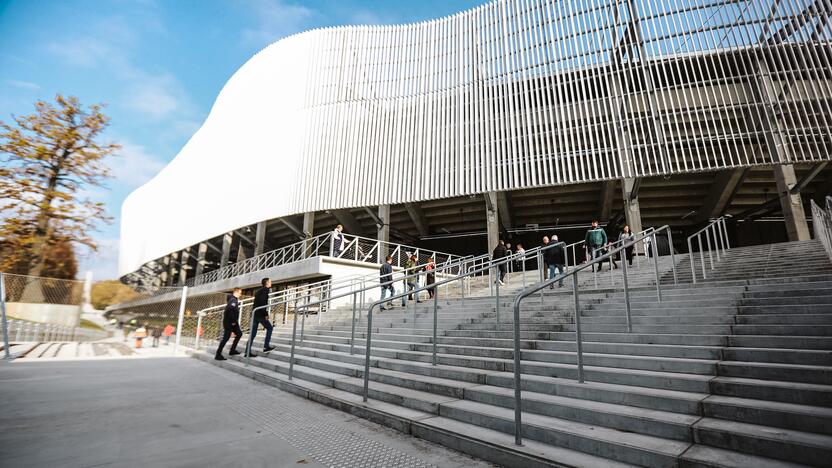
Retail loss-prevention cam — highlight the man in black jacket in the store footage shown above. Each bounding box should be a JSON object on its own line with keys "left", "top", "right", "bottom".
{"left": 492, "top": 240, "right": 507, "bottom": 285}
{"left": 246, "top": 278, "right": 275, "bottom": 357}
{"left": 379, "top": 256, "right": 395, "bottom": 311}
{"left": 545, "top": 235, "right": 567, "bottom": 288}
{"left": 215, "top": 287, "right": 243, "bottom": 361}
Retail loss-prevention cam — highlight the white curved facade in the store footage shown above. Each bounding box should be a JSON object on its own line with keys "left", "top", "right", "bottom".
{"left": 120, "top": 0, "right": 832, "bottom": 276}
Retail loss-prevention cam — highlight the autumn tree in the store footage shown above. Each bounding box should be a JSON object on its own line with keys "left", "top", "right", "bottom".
{"left": 90, "top": 280, "right": 139, "bottom": 310}
{"left": 0, "top": 94, "right": 119, "bottom": 279}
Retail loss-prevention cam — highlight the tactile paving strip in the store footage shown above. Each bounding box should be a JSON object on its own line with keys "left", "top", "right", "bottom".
{"left": 235, "top": 390, "right": 437, "bottom": 468}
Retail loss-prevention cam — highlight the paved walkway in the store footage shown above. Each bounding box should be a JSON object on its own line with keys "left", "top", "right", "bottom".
{"left": 0, "top": 356, "right": 495, "bottom": 468}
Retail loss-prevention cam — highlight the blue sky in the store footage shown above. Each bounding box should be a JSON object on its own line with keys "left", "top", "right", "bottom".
{"left": 0, "top": 0, "right": 482, "bottom": 280}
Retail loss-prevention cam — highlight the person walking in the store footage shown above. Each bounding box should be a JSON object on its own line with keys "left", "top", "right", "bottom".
{"left": 492, "top": 240, "right": 508, "bottom": 285}
{"left": 505, "top": 242, "right": 513, "bottom": 273}
{"left": 403, "top": 254, "right": 421, "bottom": 304}
{"left": 150, "top": 325, "right": 161, "bottom": 347}
{"left": 546, "top": 235, "right": 567, "bottom": 288}
{"left": 584, "top": 221, "right": 608, "bottom": 272}
{"left": 515, "top": 243, "right": 525, "bottom": 272}
{"left": 163, "top": 323, "right": 175, "bottom": 345}
{"left": 618, "top": 225, "right": 635, "bottom": 266}
{"left": 247, "top": 278, "right": 275, "bottom": 357}
{"left": 424, "top": 257, "right": 436, "bottom": 299}
{"left": 215, "top": 287, "right": 243, "bottom": 361}
{"left": 379, "top": 256, "right": 395, "bottom": 310}
{"left": 331, "top": 224, "right": 346, "bottom": 257}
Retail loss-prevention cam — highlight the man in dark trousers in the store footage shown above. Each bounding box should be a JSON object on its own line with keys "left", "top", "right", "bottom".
{"left": 584, "top": 220, "right": 608, "bottom": 272}
{"left": 247, "top": 278, "right": 275, "bottom": 357}
{"left": 215, "top": 287, "right": 243, "bottom": 361}
{"left": 492, "top": 240, "right": 507, "bottom": 285}
{"left": 545, "top": 235, "right": 567, "bottom": 288}
{"left": 379, "top": 256, "right": 395, "bottom": 311}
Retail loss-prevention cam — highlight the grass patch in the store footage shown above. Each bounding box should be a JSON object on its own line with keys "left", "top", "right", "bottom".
{"left": 79, "top": 319, "right": 105, "bottom": 331}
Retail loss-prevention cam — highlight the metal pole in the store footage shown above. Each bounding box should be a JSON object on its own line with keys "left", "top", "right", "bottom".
{"left": 15, "top": 320, "right": 22, "bottom": 342}
{"left": 621, "top": 254, "right": 632, "bottom": 333}
{"left": 609, "top": 254, "right": 614, "bottom": 287}
{"left": 667, "top": 228, "right": 677, "bottom": 285}
{"left": 698, "top": 234, "right": 707, "bottom": 279}
{"left": 432, "top": 287, "right": 438, "bottom": 366}
{"left": 362, "top": 304, "right": 375, "bottom": 402}
{"left": 300, "top": 306, "right": 307, "bottom": 346}
{"left": 1, "top": 273, "right": 10, "bottom": 360}
{"left": 495, "top": 266, "right": 500, "bottom": 323}
{"left": 722, "top": 218, "right": 730, "bottom": 249}
{"left": 246, "top": 304, "right": 257, "bottom": 367}
{"left": 712, "top": 225, "right": 721, "bottom": 261}
{"left": 705, "top": 227, "right": 714, "bottom": 269}
{"left": 350, "top": 292, "right": 357, "bottom": 355}
{"left": 652, "top": 233, "right": 662, "bottom": 302}
{"left": 572, "top": 274, "right": 585, "bottom": 383}
{"left": 511, "top": 297, "right": 523, "bottom": 447}
{"left": 688, "top": 237, "right": 696, "bottom": 283}
{"left": 173, "top": 286, "right": 188, "bottom": 355}
{"left": 195, "top": 313, "right": 203, "bottom": 350}
{"left": 288, "top": 300, "right": 299, "bottom": 380}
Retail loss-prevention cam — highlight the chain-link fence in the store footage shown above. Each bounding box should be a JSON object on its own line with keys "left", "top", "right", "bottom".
{"left": 2, "top": 273, "right": 83, "bottom": 305}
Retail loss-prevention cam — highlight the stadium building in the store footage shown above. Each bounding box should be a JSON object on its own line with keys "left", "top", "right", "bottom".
{"left": 119, "top": 0, "right": 832, "bottom": 291}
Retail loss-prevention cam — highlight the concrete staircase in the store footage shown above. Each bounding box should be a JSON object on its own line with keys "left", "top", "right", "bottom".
{"left": 11, "top": 342, "right": 134, "bottom": 359}
{"left": 193, "top": 239, "right": 832, "bottom": 467}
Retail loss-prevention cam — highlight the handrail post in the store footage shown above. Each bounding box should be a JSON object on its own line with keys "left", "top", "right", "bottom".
{"left": 362, "top": 304, "right": 375, "bottom": 402}
{"left": 288, "top": 299, "right": 299, "bottom": 380}
{"left": 698, "top": 234, "right": 707, "bottom": 279}
{"left": 572, "top": 274, "right": 585, "bottom": 383}
{"left": 667, "top": 227, "right": 677, "bottom": 285}
{"left": 300, "top": 297, "right": 308, "bottom": 346}
{"left": 246, "top": 304, "right": 258, "bottom": 367}
{"left": 688, "top": 237, "right": 696, "bottom": 283}
{"left": 721, "top": 218, "right": 730, "bottom": 250}
{"left": 712, "top": 224, "right": 721, "bottom": 261}
{"left": 608, "top": 253, "right": 614, "bottom": 287}
{"left": 706, "top": 227, "right": 714, "bottom": 269}
{"left": 432, "top": 287, "right": 438, "bottom": 366}
{"left": 495, "top": 266, "right": 500, "bottom": 323}
{"left": 652, "top": 233, "right": 662, "bottom": 302}
{"left": 0, "top": 273, "right": 10, "bottom": 360}
{"left": 350, "top": 292, "right": 357, "bottom": 355}
{"left": 621, "top": 253, "right": 632, "bottom": 332}
{"left": 537, "top": 251, "right": 544, "bottom": 302}
{"left": 511, "top": 296, "right": 523, "bottom": 447}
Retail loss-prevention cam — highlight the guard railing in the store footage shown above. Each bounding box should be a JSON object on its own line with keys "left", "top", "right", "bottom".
{"left": 686, "top": 217, "right": 730, "bottom": 283}
{"left": 510, "top": 225, "right": 675, "bottom": 445}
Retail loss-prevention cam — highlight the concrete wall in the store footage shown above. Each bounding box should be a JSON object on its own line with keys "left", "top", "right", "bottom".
{"left": 7, "top": 303, "right": 81, "bottom": 327}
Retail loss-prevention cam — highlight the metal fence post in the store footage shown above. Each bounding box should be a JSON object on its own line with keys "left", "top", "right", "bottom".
{"left": 572, "top": 274, "right": 585, "bottom": 383}
{"left": 651, "top": 233, "right": 662, "bottom": 302}
{"left": 688, "top": 237, "right": 696, "bottom": 283}
{"left": 698, "top": 234, "right": 707, "bottom": 279}
{"left": 289, "top": 300, "right": 299, "bottom": 380}
{"left": 511, "top": 296, "right": 523, "bottom": 447}
{"left": 432, "top": 286, "right": 439, "bottom": 366}
{"left": 621, "top": 254, "right": 632, "bottom": 332}
{"left": 667, "top": 228, "right": 677, "bottom": 285}
{"left": 495, "top": 267, "right": 500, "bottom": 323}
{"left": 705, "top": 228, "right": 714, "bottom": 269}
{"left": 362, "top": 304, "right": 375, "bottom": 402}
{"left": 721, "top": 218, "right": 730, "bottom": 249}
{"left": 1, "top": 273, "right": 10, "bottom": 360}
{"left": 246, "top": 305, "right": 258, "bottom": 367}
{"left": 173, "top": 286, "right": 188, "bottom": 355}
{"left": 350, "top": 292, "right": 357, "bottom": 355}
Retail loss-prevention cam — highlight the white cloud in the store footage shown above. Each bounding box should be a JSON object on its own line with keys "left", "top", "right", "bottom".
{"left": 123, "top": 74, "right": 183, "bottom": 120}
{"left": 240, "top": 0, "right": 317, "bottom": 45}
{"left": 46, "top": 38, "right": 111, "bottom": 67}
{"left": 6, "top": 79, "right": 40, "bottom": 90}
{"left": 109, "top": 141, "right": 166, "bottom": 189}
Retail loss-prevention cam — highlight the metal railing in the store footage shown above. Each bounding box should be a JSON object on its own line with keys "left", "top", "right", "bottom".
{"left": 510, "top": 226, "right": 675, "bottom": 445}
{"left": 811, "top": 196, "right": 832, "bottom": 262}
{"left": 590, "top": 227, "right": 675, "bottom": 288}
{"left": 687, "top": 217, "right": 730, "bottom": 283}
{"left": 4, "top": 319, "right": 108, "bottom": 342}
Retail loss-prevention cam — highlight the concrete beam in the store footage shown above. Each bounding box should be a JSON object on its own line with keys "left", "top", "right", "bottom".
{"left": 495, "top": 191, "right": 514, "bottom": 232}
{"left": 194, "top": 242, "right": 208, "bottom": 277}
{"left": 790, "top": 162, "right": 828, "bottom": 195}
{"left": 254, "top": 221, "right": 267, "bottom": 256}
{"left": 178, "top": 248, "right": 191, "bottom": 285}
{"left": 332, "top": 209, "right": 365, "bottom": 237}
{"left": 378, "top": 205, "right": 390, "bottom": 259}
{"left": 404, "top": 203, "right": 429, "bottom": 237}
{"left": 220, "top": 232, "right": 232, "bottom": 268}
{"left": 599, "top": 181, "right": 616, "bottom": 222}
{"left": 485, "top": 192, "right": 499, "bottom": 250}
{"left": 696, "top": 168, "right": 748, "bottom": 222}
{"left": 302, "top": 212, "right": 316, "bottom": 257}
{"left": 773, "top": 164, "right": 811, "bottom": 241}
{"left": 279, "top": 217, "right": 306, "bottom": 240}
{"left": 621, "top": 177, "right": 644, "bottom": 238}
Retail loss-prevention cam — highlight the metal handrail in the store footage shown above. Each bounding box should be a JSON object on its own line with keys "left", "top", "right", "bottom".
{"left": 686, "top": 217, "right": 730, "bottom": 283}
{"left": 510, "top": 225, "right": 673, "bottom": 446}
{"left": 810, "top": 196, "right": 832, "bottom": 261}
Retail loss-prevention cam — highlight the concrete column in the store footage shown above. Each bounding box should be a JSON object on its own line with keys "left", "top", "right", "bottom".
{"left": 178, "top": 248, "right": 190, "bottom": 285}
{"left": 194, "top": 242, "right": 208, "bottom": 277}
{"left": 621, "top": 178, "right": 644, "bottom": 251}
{"left": 159, "top": 255, "right": 170, "bottom": 286}
{"left": 302, "top": 212, "right": 315, "bottom": 257}
{"left": 254, "top": 221, "right": 267, "bottom": 256}
{"left": 220, "top": 232, "right": 232, "bottom": 268}
{"left": 166, "top": 252, "right": 179, "bottom": 286}
{"left": 236, "top": 240, "right": 248, "bottom": 263}
{"left": 378, "top": 204, "right": 390, "bottom": 260}
{"left": 773, "top": 164, "right": 811, "bottom": 241}
{"left": 485, "top": 192, "right": 500, "bottom": 251}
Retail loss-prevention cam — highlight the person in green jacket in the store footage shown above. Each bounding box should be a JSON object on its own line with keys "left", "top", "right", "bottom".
{"left": 584, "top": 220, "right": 608, "bottom": 272}
{"left": 403, "top": 254, "right": 422, "bottom": 304}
